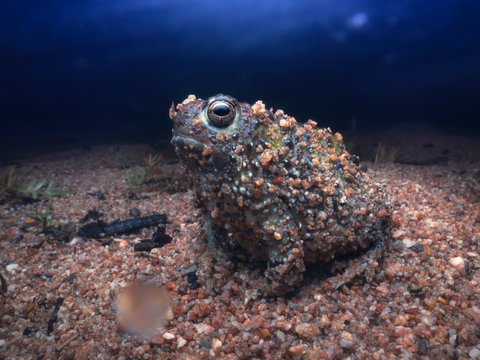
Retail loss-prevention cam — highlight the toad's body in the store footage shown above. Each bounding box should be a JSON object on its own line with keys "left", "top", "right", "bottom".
{"left": 171, "top": 94, "right": 392, "bottom": 295}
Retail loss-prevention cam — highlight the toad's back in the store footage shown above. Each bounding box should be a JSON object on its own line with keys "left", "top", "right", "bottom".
{"left": 172, "top": 94, "right": 392, "bottom": 295}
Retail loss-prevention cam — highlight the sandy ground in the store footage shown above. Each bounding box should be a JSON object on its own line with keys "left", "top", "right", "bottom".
{"left": 0, "top": 130, "right": 479, "bottom": 359}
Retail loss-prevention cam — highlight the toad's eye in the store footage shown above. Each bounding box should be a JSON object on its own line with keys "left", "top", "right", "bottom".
{"left": 207, "top": 100, "right": 236, "bottom": 128}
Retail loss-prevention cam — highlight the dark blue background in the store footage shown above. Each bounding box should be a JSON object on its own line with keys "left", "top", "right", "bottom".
{"left": 2, "top": 0, "right": 480, "bottom": 148}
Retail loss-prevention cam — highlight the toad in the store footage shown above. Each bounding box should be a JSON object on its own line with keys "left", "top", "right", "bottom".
{"left": 171, "top": 94, "right": 392, "bottom": 295}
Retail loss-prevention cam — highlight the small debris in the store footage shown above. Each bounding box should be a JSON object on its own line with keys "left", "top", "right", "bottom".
{"left": 416, "top": 339, "right": 428, "bottom": 355}
{"left": 410, "top": 244, "right": 424, "bottom": 253}
{"left": 77, "top": 221, "right": 106, "bottom": 238}
{"left": 22, "top": 327, "right": 38, "bottom": 336}
{"left": 78, "top": 214, "right": 168, "bottom": 239}
{"left": 105, "top": 214, "right": 168, "bottom": 236}
{"left": 42, "top": 226, "right": 71, "bottom": 242}
{"left": 79, "top": 209, "right": 102, "bottom": 224}
{"left": 134, "top": 227, "right": 172, "bottom": 252}
{"left": 129, "top": 208, "right": 141, "bottom": 217}
{"left": 47, "top": 297, "right": 64, "bottom": 335}
{"left": 186, "top": 271, "right": 200, "bottom": 290}
{"left": 0, "top": 273, "right": 6, "bottom": 318}
{"left": 11, "top": 235, "right": 23, "bottom": 244}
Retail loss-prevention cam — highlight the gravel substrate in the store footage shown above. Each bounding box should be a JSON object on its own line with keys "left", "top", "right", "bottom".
{"left": 0, "top": 141, "right": 479, "bottom": 360}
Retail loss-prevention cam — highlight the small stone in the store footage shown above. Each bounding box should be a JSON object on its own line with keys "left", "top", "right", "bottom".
{"left": 288, "top": 344, "right": 304, "bottom": 355}
{"left": 259, "top": 328, "right": 269, "bottom": 339}
{"left": 377, "top": 209, "right": 388, "bottom": 218}
{"left": 339, "top": 339, "right": 354, "bottom": 350}
{"left": 410, "top": 244, "right": 424, "bottom": 253}
{"left": 134, "top": 344, "right": 150, "bottom": 356}
{"left": 394, "top": 315, "right": 407, "bottom": 326}
{"left": 211, "top": 338, "right": 222, "bottom": 350}
{"left": 69, "top": 237, "right": 81, "bottom": 246}
{"left": 402, "top": 238, "right": 415, "bottom": 248}
{"left": 392, "top": 230, "right": 406, "bottom": 239}
{"left": 275, "top": 319, "right": 292, "bottom": 331}
{"left": 339, "top": 331, "right": 355, "bottom": 350}
{"left": 276, "top": 330, "right": 286, "bottom": 342}
{"left": 449, "top": 257, "right": 466, "bottom": 274}
{"left": 6, "top": 264, "right": 19, "bottom": 272}
{"left": 0, "top": 339, "right": 5, "bottom": 347}
{"left": 468, "top": 348, "right": 480, "bottom": 359}
{"left": 295, "top": 323, "right": 320, "bottom": 338}
{"left": 163, "top": 332, "right": 175, "bottom": 340}
{"left": 177, "top": 336, "right": 187, "bottom": 348}
{"left": 149, "top": 334, "right": 164, "bottom": 346}
{"left": 118, "top": 240, "right": 129, "bottom": 248}
{"left": 319, "top": 314, "right": 331, "bottom": 329}
{"left": 74, "top": 339, "right": 95, "bottom": 360}
{"left": 203, "top": 325, "right": 214, "bottom": 336}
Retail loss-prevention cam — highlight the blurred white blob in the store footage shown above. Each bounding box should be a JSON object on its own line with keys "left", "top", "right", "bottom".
{"left": 346, "top": 12, "right": 369, "bottom": 29}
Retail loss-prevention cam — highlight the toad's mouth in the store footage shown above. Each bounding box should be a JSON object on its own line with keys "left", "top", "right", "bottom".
{"left": 171, "top": 135, "right": 207, "bottom": 153}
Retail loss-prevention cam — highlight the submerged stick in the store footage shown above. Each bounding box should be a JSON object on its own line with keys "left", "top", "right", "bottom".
{"left": 77, "top": 214, "right": 168, "bottom": 239}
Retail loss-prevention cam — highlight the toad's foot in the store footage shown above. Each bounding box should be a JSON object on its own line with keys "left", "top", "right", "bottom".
{"left": 329, "top": 241, "right": 389, "bottom": 290}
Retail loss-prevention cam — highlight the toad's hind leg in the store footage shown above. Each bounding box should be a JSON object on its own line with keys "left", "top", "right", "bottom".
{"left": 329, "top": 240, "right": 390, "bottom": 289}
{"left": 263, "top": 226, "right": 306, "bottom": 296}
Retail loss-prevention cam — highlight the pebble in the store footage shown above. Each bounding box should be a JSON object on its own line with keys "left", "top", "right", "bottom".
{"left": 295, "top": 323, "right": 320, "bottom": 338}
{"left": 118, "top": 240, "right": 129, "bottom": 248}
{"left": 177, "top": 336, "right": 187, "bottom": 348}
{"left": 469, "top": 348, "right": 480, "bottom": 359}
{"left": 2, "top": 144, "right": 479, "bottom": 359}
{"left": 449, "top": 256, "right": 466, "bottom": 274}
{"left": 339, "top": 331, "right": 355, "bottom": 350}
{"left": 319, "top": 314, "right": 331, "bottom": 328}
{"left": 392, "top": 230, "right": 406, "bottom": 239}
{"left": 276, "top": 330, "right": 286, "bottom": 342}
{"left": 163, "top": 332, "right": 175, "bottom": 340}
{"left": 394, "top": 315, "right": 407, "bottom": 326}
{"left": 69, "top": 237, "right": 81, "bottom": 246}
{"left": 339, "top": 339, "right": 354, "bottom": 350}
{"left": 402, "top": 238, "right": 415, "bottom": 248}
{"left": 6, "top": 264, "right": 19, "bottom": 272}
{"left": 74, "top": 339, "right": 95, "bottom": 360}
{"left": 211, "top": 338, "right": 222, "bottom": 350}
{"left": 288, "top": 344, "right": 304, "bottom": 355}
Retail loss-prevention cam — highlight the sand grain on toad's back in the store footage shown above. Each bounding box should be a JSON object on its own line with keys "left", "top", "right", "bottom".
{"left": 172, "top": 94, "right": 393, "bottom": 295}
{"left": 0, "top": 136, "right": 479, "bottom": 358}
